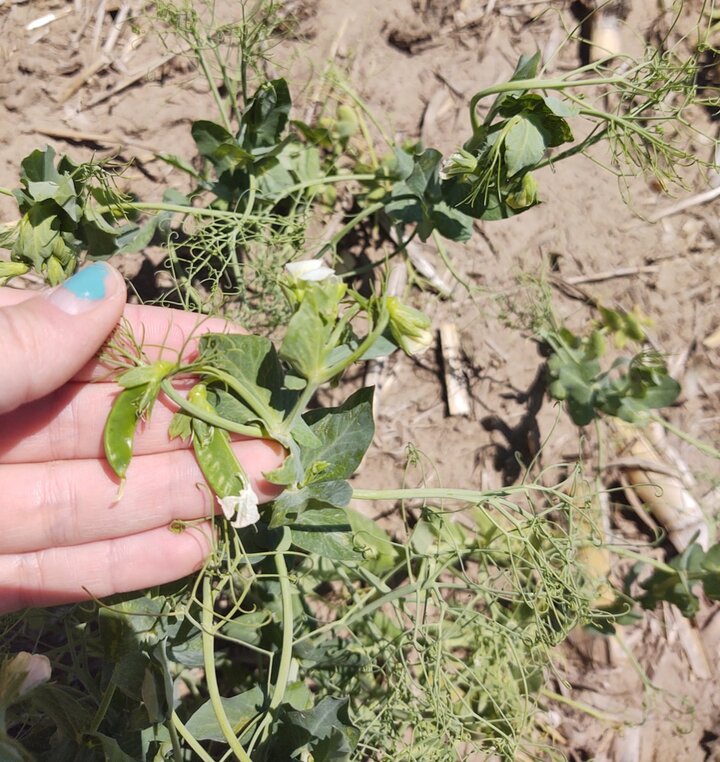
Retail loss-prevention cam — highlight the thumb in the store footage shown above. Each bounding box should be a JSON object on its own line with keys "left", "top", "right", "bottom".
{"left": 0, "top": 263, "right": 126, "bottom": 415}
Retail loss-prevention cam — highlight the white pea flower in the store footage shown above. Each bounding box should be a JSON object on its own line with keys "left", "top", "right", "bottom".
{"left": 0, "top": 652, "right": 51, "bottom": 709}
{"left": 217, "top": 486, "right": 260, "bottom": 529}
{"left": 285, "top": 259, "right": 336, "bottom": 282}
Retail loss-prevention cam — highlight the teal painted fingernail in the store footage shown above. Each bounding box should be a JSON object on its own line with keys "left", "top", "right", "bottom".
{"left": 46, "top": 262, "right": 116, "bottom": 314}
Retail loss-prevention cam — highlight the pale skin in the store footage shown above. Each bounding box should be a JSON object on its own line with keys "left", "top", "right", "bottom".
{"left": 0, "top": 264, "right": 284, "bottom": 613}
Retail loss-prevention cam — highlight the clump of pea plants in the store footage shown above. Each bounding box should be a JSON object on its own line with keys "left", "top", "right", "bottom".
{"left": 1, "top": 259, "right": 604, "bottom": 761}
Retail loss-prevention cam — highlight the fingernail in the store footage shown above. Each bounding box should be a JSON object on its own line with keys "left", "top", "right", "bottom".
{"left": 46, "top": 263, "right": 117, "bottom": 315}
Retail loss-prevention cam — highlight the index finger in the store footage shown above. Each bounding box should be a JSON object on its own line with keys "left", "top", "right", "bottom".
{"left": 0, "top": 288, "right": 244, "bottom": 380}
{"left": 77, "top": 302, "right": 245, "bottom": 381}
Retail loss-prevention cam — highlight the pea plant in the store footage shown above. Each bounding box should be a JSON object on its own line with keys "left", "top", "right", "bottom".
{"left": 0, "top": 2, "right": 717, "bottom": 758}
{"left": 0, "top": 262, "right": 603, "bottom": 761}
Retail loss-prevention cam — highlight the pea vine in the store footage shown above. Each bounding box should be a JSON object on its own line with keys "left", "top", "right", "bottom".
{"left": 1, "top": 9, "right": 717, "bottom": 758}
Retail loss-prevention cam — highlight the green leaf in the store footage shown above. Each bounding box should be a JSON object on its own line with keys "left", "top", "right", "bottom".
{"left": 431, "top": 200, "right": 473, "bottom": 241}
{"left": 200, "top": 333, "right": 286, "bottom": 427}
{"left": 221, "top": 611, "right": 270, "bottom": 646}
{"left": 312, "top": 727, "right": 355, "bottom": 761}
{"left": 114, "top": 219, "right": 158, "bottom": 254}
{"left": 185, "top": 687, "right": 265, "bottom": 742}
{"left": 504, "top": 116, "right": 546, "bottom": 176}
{"left": 25, "top": 684, "right": 91, "bottom": 739}
{"left": 279, "top": 283, "right": 346, "bottom": 380}
{"left": 19, "top": 146, "right": 62, "bottom": 186}
{"left": 299, "top": 387, "right": 375, "bottom": 484}
{"left": 498, "top": 94, "right": 574, "bottom": 146}
{"left": 210, "top": 387, "right": 263, "bottom": 428}
{"left": 111, "top": 651, "right": 148, "bottom": 700}
{"left": 290, "top": 507, "right": 362, "bottom": 561}
{"left": 347, "top": 508, "right": 398, "bottom": 574}
{"left": 191, "top": 120, "right": 248, "bottom": 175}
{"left": 0, "top": 223, "right": 18, "bottom": 249}
{"left": 511, "top": 51, "right": 541, "bottom": 81}
{"left": 168, "top": 411, "right": 192, "bottom": 441}
{"left": 404, "top": 148, "right": 443, "bottom": 199}
{"left": 12, "top": 204, "right": 63, "bottom": 272}
{"left": 701, "top": 543, "right": 720, "bottom": 573}
{"left": 386, "top": 147, "right": 415, "bottom": 181}
{"left": 544, "top": 95, "right": 579, "bottom": 118}
{"left": 269, "top": 480, "right": 352, "bottom": 528}
{"left": 79, "top": 733, "right": 137, "bottom": 762}
{"left": 240, "top": 78, "right": 291, "bottom": 149}
{"left": 285, "top": 697, "right": 358, "bottom": 751}
{"left": 28, "top": 174, "right": 78, "bottom": 220}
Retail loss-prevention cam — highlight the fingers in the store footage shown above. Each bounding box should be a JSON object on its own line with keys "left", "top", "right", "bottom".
{"left": 0, "top": 380, "right": 191, "bottom": 463}
{"left": 0, "top": 284, "right": 245, "bottom": 381}
{"left": 0, "top": 263, "right": 126, "bottom": 415}
{"left": 0, "top": 522, "right": 213, "bottom": 614}
{"left": 0, "top": 438, "right": 285, "bottom": 554}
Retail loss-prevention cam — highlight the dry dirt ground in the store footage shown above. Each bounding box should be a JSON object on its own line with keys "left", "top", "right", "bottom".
{"left": 2, "top": 0, "right": 720, "bottom": 760}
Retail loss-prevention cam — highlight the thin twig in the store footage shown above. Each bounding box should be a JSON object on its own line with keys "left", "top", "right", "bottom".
{"left": 649, "top": 184, "right": 720, "bottom": 222}
{"left": 85, "top": 48, "right": 191, "bottom": 108}
{"left": 32, "top": 124, "right": 162, "bottom": 155}
{"left": 564, "top": 265, "right": 659, "bottom": 285}
{"left": 102, "top": 0, "right": 130, "bottom": 55}
{"left": 57, "top": 56, "right": 109, "bottom": 103}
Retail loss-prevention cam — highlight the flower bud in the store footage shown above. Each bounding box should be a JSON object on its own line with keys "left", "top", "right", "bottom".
{"left": 387, "top": 297, "right": 433, "bottom": 356}
{"left": 0, "top": 262, "right": 30, "bottom": 286}
{"left": 439, "top": 148, "right": 478, "bottom": 181}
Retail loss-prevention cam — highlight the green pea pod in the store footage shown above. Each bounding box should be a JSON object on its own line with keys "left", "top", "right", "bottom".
{"left": 104, "top": 384, "right": 147, "bottom": 479}
{"left": 188, "top": 384, "right": 248, "bottom": 498}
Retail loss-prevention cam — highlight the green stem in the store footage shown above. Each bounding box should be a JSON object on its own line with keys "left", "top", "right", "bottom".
{"left": 469, "top": 75, "right": 626, "bottom": 132}
{"left": 89, "top": 681, "right": 117, "bottom": 733}
{"left": 280, "top": 380, "right": 319, "bottom": 434}
{"left": 539, "top": 687, "right": 624, "bottom": 725}
{"left": 273, "top": 173, "right": 376, "bottom": 201}
{"left": 351, "top": 487, "right": 496, "bottom": 503}
{"left": 431, "top": 229, "right": 469, "bottom": 292}
{"left": 246, "top": 532, "right": 296, "bottom": 755}
{"left": 160, "top": 379, "right": 266, "bottom": 438}
{"left": 532, "top": 125, "right": 608, "bottom": 171}
{"left": 0, "top": 187, "right": 13, "bottom": 197}
{"left": 603, "top": 545, "right": 675, "bottom": 574}
{"left": 99, "top": 200, "right": 245, "bottom": 221}
{"left": 327, "top": 303, "right": 362, "bottom": 349}
{"left": 650, "top": 414, "right": 720, "bottom": 459}
{"left": 165, "top": 715, "right": 183, "bottom": 762}
{"left": 195, "top": 367, "right": 277, "bottom": 430}
{"left": 613, "top": 631, "right": 658, "bottom": 691}
{"left": 317, "top": 202, "right": 385, "bottom": 257}
{"left": 202, "top": 577, "right": 253, "bottom": 762}
{"left": 318, "top": 308, "right": 389, "bottom": 382}
{"left": 172, "top": 711, "right": 216, "bottom": 762}
{"left": 269, "top": 541, "right": 294, "bottom": 709}
{"left": 195, "top": 45, "right": 232, "bottom": 132}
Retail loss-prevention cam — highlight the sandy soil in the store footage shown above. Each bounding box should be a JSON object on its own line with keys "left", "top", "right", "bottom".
{"left": 1, "top": 0, "right": 720, "bottom": 759}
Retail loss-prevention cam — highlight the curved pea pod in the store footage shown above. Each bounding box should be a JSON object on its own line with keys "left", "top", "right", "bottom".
{"left": 104, "top": 384, "right": 147, "bottom": 479}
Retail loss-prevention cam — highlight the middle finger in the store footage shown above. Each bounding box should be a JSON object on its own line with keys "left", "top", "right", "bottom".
{"left": 0, "top": 438, "right": 284, "bottom": 554}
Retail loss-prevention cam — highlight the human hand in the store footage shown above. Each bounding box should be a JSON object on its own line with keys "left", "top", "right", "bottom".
{"left": 0, "top": 263, "right": 284, "bottom": 613}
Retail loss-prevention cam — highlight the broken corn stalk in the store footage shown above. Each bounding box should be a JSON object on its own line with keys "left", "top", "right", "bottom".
{"left": 611, "top": 420, "right": 710, "bottom": 551}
